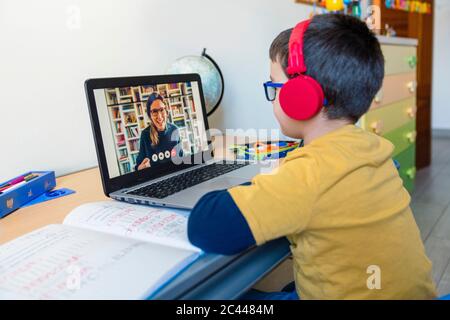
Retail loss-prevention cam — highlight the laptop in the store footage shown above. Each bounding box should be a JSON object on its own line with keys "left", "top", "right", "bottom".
{"left": 85, "top": 74, "right": 262, "bottom": 209}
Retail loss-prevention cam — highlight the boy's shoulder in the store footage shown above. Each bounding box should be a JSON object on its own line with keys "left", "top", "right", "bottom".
{"left": 270, "top": 125, "right": 395, "bottom": 194}
{"left": 285, "top": 125, "right": 394, "bottom": 165}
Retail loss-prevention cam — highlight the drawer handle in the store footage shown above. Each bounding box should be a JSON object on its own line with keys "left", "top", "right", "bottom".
{"left": 406, "top": 106, "right": 417, "bottom": 119}
{"left": 406, "top": 167, "right": 417, "bottom": 180}
{"left": 407, "top": 81, "right": 417, "bottom": 94}
{"left": 408, "top": 56, "right": 417, "bottom": 69}
{"left": 371, "top": 120, "right": 384, "bottom": 135}
{"left": 406, "top": 131, "right": 417, "bottom": 143}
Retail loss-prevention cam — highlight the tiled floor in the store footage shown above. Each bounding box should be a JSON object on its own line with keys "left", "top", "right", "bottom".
{"left": 411, "top": 137, "right": 450, "bottom": 297}
{"left": 255, "top": 137, "right": 450, "bottom": 297}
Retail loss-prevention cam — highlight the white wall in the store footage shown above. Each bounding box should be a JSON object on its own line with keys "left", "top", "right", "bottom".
{"left": 432, "top": 0, "right": 450, "bottom": 130}
{"left": 0, "top": 0, "right": 310, "bottom": 182}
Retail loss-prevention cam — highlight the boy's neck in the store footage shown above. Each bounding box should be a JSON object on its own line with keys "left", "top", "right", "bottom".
{"left": 302, "top": 118, "right": 354, "bottom": 145}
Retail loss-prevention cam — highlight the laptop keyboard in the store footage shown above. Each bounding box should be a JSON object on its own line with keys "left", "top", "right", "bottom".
{"left": 127, "top": 162, "right": 249, "bottom": 199}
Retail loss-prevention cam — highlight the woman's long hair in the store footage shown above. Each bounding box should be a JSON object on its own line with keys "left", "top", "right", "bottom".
{"left": 146, "top": 93, "right": 166, "bottom": 146}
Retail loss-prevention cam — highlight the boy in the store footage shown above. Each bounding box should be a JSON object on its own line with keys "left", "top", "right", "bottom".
{"left": 187, "top": 14, "right": 437, "bottom": 300}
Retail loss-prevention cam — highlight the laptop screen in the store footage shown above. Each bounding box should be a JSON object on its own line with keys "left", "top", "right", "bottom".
{"left": 93, "top": 81, "right": 209, "bottom": 179}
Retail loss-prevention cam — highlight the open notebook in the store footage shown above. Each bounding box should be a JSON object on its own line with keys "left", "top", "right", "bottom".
{"left": 0, "top": 201, "right": 202, "bottom": 300}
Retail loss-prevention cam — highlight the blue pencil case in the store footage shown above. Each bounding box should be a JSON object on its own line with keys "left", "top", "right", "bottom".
{"left": 0, "top": 171, "right": 56, "bottom": 218}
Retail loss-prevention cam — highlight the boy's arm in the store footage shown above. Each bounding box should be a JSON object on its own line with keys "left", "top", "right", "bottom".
{"left": 188, "top": 156, "right": 317, "bottom": 254}
{"left": 188, "top": 185, "right": 256, "bottom": 255}
{"left": 228, "top": 158, "right": 318, "bottom": 245}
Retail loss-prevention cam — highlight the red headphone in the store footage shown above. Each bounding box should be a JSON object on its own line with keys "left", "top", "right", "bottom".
{"left": 279, "top": 19, "right": 325, "bottom": 121}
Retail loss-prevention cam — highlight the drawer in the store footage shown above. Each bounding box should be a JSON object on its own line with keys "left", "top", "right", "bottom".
{"left": 371, "top": 73, "right": 417, "bottom": 109}
{"left": 394, "top": 145, "right": 416, "bottom": 193}
{"left": 362, "top": 97, "right": 416, "bottom": 135}
{"left": 383, "top": 121, "right": 416, "bottom": 157}
{"left": 382, "top": 44, "right": 417, "bottom": 75}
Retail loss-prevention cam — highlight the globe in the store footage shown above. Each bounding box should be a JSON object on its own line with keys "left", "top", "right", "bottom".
{"left": 167, "top": 49, "right": 224, "bottom": 116}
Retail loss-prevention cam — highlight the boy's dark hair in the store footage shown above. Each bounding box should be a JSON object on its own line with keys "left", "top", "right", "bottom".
{"left": 270, "top": 14, "right": 385, "bottom": 122}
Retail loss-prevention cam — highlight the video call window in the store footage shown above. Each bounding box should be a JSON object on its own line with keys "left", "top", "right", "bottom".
{"left": 100, "top": 82, "right": 207, "bottom": 177}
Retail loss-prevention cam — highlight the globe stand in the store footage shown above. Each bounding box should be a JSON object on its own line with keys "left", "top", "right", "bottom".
{"left": 201, "top": 48, "right": 225, "bottom": 117}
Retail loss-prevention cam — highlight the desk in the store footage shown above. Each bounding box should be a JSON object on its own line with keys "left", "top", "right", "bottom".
{"left": 0, "top": 165, "right": 291, "bottom": 299}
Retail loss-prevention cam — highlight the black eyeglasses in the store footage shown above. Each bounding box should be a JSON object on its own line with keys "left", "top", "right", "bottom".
{"left": 264, "top": 80, "right": 330, "bottom": 106}
{"left": 263, "top": 81, "right": 284, "bottom": 102}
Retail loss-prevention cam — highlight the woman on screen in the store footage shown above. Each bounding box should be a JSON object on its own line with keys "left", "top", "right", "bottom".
{"left": 135, "top": 93, "right": 183, "bottom": 171}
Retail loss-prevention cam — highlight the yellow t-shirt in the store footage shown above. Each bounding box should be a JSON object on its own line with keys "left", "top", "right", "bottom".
{"left": 229, "top": 125, "right": 437, "bottom": 300}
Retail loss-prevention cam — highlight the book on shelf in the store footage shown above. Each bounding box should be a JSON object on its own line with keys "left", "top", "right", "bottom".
{"left": 124, "top": 112, "right": 137, "bottom": 125}
{"left": 182, "top": 83, "right": 191, "bottom": 95}
{"left": 119, "top": 148, "right": 128, "bottom": 159}
{"left": 131, "top": 153, "right": 138, "bottom": 164}
{"left": 129, "top": 139, "right": 139, "bottom": 152}
{"left": 168, "top": 83, "right": 179, "bottom": 90}
{"left": 119, "top": 88, "right": 132, "bottom": 96}
{"left": 114, "top": 122, "right": 123, "bottom": 134}
{"left": 106, "top": 91, "right": 118, "bottom": 105}
{"left": 157, "top": 86, "right": 167, "bottom": 98}
{"left": 170, "top": 98, "right": 182, "bottom": 105}
{"left": 189, "top": 97, "right": 196, "bottom": 113}
{"left": 126, "top": 126, "right": 139, "bottom": 139}
{"left": 111, "top": 107, "right": 121, "bottom": 119}
{"left": 122, "top": 104, "right": 134, "bottom": 111}
{"left": 141, "top": 85, "right": 155, "bottom": 95}
{"left": 132, "top": 89, "right": 140, "bottom": 103}
{"left": 171, "top": 105, "right": 183, "bottom": 115}
{"left": 0, "top": 201, "right": 201, "bottom": 299}
{"left": 139, "top": 119, "right": 146, "bottom": 129}
{"left": 173, "top": 119, "right": 186, "bottom": 128}
{"left": 119, "top": 97, "right": 133, "bottom": 103}
{"left": 121, "top": 162, "right": 131, "bottom": 173}
{"left": 117, "top": 136, "right": 126, "bottom": 148}
{"left": 136, "top": 103, "right": 143, "bottom": 116}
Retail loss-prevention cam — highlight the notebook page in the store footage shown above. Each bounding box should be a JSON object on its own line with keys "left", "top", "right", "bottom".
{"left": 63, "top": 201, "right": 200, "bottom": 252}
{"left": 0, "top": 224, "right": 200, "bottom": 299}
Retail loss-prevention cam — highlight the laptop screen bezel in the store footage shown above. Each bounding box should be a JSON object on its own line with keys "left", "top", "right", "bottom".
{"left": 84, "top": 74, "right": 212, "bottom": 196}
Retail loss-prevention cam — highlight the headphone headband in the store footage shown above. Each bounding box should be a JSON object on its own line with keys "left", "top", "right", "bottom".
{"left": 279, "top": 18, "right": 325, "bottom": 121}
{"left": 286, "top": 19, "right": 311, "bottom": 76}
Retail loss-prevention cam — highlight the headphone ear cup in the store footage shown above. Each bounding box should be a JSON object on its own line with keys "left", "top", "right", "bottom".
{"left": 279, "top": 76, "right": 324, "bottom": 121}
